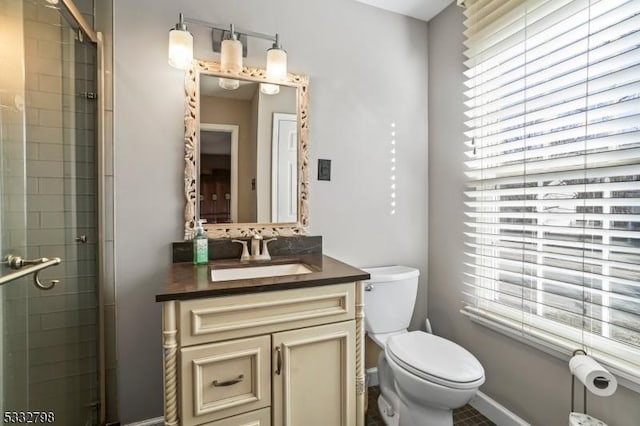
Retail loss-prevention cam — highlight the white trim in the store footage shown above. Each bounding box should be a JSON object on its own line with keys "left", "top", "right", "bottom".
{"left": 470, "top": 391, "right": 530, "bottom": 426}
{"left": 123, "top": 417, "right": 164, "bottom": 426}
{"left": 462, "top": 310, "right": 640, "bottom": 394}
{"left": 366, "top": 367, "right": 379, "bottom": 387}
{"left": 200, "top": 123, "right": 239, "bottom": 222}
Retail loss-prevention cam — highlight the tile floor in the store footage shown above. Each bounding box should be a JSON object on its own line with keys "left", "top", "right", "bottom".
{"left": 366, "top": 386, "right": 495, "bottom": 426}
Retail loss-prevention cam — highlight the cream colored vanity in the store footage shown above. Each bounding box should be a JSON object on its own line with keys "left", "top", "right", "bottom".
{"left": 158, "top": 256, "right": 369, "bottom": 426}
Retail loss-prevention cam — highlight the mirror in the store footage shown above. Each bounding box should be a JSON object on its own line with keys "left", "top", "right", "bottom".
{"left": 184, "top": 60, "right": 309, "bottom": 239}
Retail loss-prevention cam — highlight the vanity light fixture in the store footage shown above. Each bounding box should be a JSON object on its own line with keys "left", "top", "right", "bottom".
{"left": 260, "top": 34, "right": 287, "bottom": 95}
{"left": 168, "top": 13, "right": 193, "bottom": 70}
{"left": 168, "top": 14, "right": 288, "bottom": 94}
{"left": 218, "top": 78, "right": 240, "bottom": 90}
{"left": 218, "top": 25, "right": 242, "bottom": 90}
{"left": 220, "top": 24, "right": 243, "bottom": 73}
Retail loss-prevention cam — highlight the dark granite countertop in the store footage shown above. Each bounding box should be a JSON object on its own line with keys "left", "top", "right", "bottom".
{"left": 156, "top": 255, "right": 370, "bottom": 302}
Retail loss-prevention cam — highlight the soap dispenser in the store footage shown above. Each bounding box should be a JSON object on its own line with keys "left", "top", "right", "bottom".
{"left": 193, "top": 220, "right": 208, "bottom": 265}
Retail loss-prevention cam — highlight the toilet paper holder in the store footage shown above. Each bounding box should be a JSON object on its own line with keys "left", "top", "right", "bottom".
{"left": 570, "top": 349, "right": 589, "bottom": 415}
{"left": 570, "top": 349, "right": 614, "bottom": 415}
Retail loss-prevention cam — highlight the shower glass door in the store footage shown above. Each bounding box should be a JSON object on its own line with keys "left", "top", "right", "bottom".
{"left": 1, "top": 0, "right": 30, "bottom": 418}
{"left": 1, "top": 0, "right": 99, "bottom": 424}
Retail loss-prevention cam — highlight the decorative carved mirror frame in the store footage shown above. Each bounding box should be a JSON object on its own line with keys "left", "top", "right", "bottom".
{"left": 183, "top": 60, "right": 310, "bottom": 239}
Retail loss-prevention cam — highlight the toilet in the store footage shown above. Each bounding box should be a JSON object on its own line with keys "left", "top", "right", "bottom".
{"left": 363, "top": 265, "right": 485, "bottom": 426}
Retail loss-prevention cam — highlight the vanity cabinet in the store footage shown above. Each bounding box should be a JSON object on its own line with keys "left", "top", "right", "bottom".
{"left": 161, "top": 281, "right": 365, "bottom": 426}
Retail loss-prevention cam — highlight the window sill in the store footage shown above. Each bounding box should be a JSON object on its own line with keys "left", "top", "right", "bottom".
{"left": 461, "top": 309, "right": 640, "bottom": 395}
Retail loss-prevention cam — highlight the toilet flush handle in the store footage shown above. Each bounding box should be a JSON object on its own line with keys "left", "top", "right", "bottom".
{"left": 365, "top": 284, "right": 374, "bottom": 291}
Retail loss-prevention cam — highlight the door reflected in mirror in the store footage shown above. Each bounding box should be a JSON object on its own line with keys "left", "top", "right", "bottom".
{"left": 199, "top": 75, "right": 297, "bottom": 224}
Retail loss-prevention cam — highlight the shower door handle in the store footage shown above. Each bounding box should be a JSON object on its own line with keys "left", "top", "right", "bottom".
{"left": 4, "top": 254, "right": 49, "bottom": 270}
{"left": 75, "top": 235, "right": 87, "bottom": 243}
{"left": 0, "top": 255, "right": 61, "bottom": 290}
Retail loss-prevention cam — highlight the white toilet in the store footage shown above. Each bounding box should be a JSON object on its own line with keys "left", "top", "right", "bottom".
{"left": 363, "top": 265, "right": 485, "bottom": 426}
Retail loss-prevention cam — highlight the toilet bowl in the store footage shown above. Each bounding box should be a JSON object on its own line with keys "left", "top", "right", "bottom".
{"left": 363, "top": 266, "right": 485, "bottom": 426}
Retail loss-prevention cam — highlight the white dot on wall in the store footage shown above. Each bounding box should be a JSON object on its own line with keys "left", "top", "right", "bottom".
{"left": 389, "top": 122, "right": 398, "bottom": 216}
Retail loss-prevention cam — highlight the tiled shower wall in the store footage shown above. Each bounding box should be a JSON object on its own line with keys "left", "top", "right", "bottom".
{"left": 23, "top": 1, "right": 99, "bottom": 424}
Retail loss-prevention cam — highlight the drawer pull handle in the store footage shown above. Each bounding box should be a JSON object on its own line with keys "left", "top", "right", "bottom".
{"left": 275, "top": 346, "right": 282, "bottom": 375}
{"left": 212, "top": 374, "right": 244, "bottom": 387}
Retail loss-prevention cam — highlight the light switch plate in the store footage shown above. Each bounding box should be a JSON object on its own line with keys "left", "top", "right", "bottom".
{"left": 318, "top": 159, "right": 331, "bottom": 181}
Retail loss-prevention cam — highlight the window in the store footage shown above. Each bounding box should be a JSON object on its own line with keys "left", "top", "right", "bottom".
{"left": 462, "top": 0, "right": 640, "bottom": 382}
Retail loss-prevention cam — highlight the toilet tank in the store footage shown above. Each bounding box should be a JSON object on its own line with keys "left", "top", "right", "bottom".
{"left": 362, "top": 265, "right": 420, "bottom": 335}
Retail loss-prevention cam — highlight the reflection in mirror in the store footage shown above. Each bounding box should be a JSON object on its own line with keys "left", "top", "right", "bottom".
{"left": 199, "top": 75, "right": 297, "bottom": 225}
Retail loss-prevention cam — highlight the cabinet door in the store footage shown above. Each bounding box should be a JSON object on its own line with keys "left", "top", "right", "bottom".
{"left": 272, "top": 321, "right": 356, "bottom": 426}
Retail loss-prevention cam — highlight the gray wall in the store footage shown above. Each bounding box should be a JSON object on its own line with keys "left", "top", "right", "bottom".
{"left": 427, "top": 4, "right": 640, "bottom": 426}
{"left": 113, "top": 0, "right": 428, "bottom": 422}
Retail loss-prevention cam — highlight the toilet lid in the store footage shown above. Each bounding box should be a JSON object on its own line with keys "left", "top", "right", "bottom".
{"left": 386, "top": 331, "right": 485, "bottom": 389}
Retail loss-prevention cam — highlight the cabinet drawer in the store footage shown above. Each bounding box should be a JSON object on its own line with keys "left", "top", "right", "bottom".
{"left": 179, "top": 283, "right": 354, "bottom": 345}
{"left": 180, "top": 336, "right": 271, "bottom": 425}
{"left": 202, "top": 408, "right": 270, "bottom": 426}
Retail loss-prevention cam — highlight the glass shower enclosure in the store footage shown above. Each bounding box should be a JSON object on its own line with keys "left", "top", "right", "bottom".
{"left": 1, "top": 0, "right": 100, "bottom": 424}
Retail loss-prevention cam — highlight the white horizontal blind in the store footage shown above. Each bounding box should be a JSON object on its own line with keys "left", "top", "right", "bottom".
{"left": 462, "top": 0, "right": 640, "bottom": 380}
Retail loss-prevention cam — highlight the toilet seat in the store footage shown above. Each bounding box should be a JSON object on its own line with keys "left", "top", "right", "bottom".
{"left": 386, "top": 331, "right": 485, "bottom": 390}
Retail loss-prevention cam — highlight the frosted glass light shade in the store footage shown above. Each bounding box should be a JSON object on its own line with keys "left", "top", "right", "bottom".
{"left": 221, "top": 38, "right": 243, "bottom": 72}
{"left": 219, "top": 78, "right": 240, "bottom": 90}
{"left": 260, "top": 83, "right": 280, "bottom": 95}
{"left": 266, "top": 48, "right": 287, "bottom": 80}
{"left": 168, "top": 29, "right": 193, "bottom": 70}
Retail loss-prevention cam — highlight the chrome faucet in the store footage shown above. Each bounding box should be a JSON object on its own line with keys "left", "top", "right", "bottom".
{"left": 232, "top": 233, "right": 277, "bottom": 261}
{"left": 250, "top": 233, "right": 263, "bottom": 259}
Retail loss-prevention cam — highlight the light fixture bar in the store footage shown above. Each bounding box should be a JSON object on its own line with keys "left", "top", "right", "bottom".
{"left": 183, "top": 17, "right": 277, "bottom": 43}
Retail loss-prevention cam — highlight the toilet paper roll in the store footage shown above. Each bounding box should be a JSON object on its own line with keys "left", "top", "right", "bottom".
{"left": 569, "top": 354, "right": 617, "bottom": 397}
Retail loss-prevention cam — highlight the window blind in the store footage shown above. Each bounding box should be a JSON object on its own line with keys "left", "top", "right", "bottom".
{"left": 462, "top": 0, "right": 640, "bottom": 381}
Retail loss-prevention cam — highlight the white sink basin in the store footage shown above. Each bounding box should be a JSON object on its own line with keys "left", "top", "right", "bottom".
{"left": 210, "top": 263, "right": 313, "bottom": 282}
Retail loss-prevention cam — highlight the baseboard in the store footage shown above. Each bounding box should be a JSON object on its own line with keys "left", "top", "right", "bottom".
{"left": 366, "top": 367, "right": 379, "bottom": 387}
{"left": 470, "top": 391, "right": 530, "bottom": 426}
{"left": 123, "top": 417, "right": 164, "bottom": 426}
